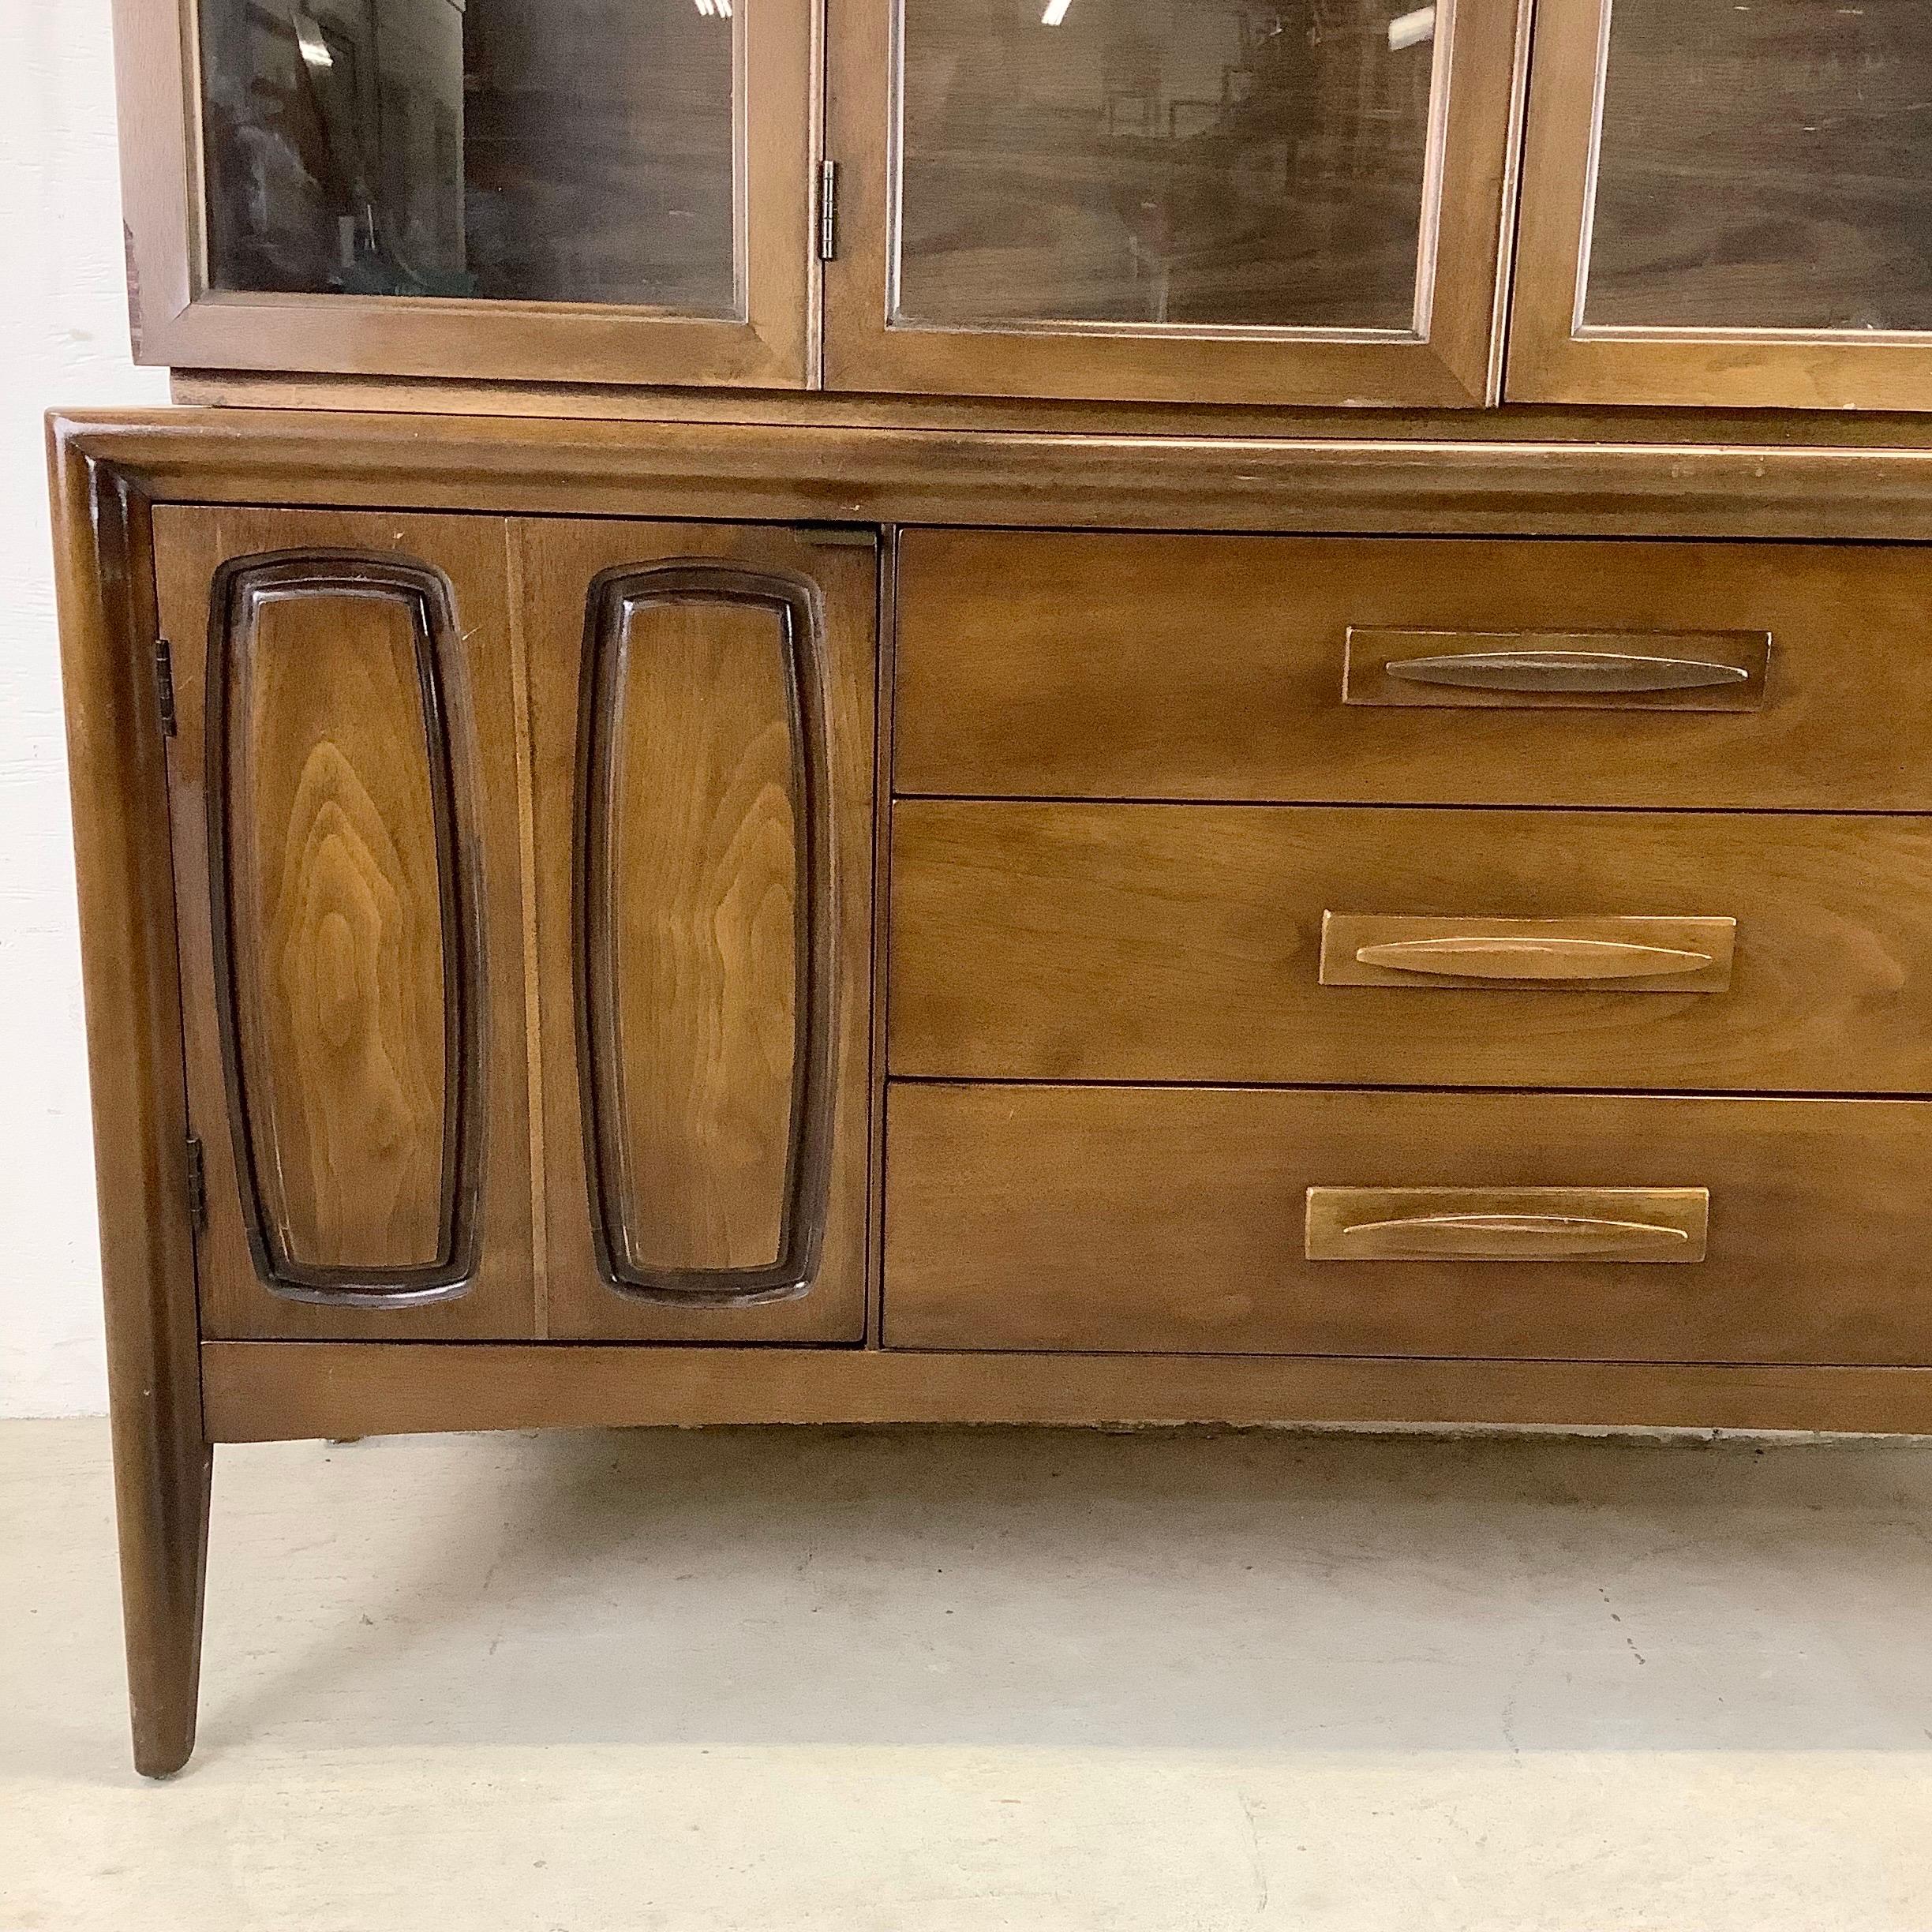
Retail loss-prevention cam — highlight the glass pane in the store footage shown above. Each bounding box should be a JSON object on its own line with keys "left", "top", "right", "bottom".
{"left": 199, "top": 0, "right": 739, "bottom": 313}
{"left": 1586, "top": 0, "right": 1932, "bottom": 332}
{"left": 893, "top": 0, "right": 1443, "bottom": 331}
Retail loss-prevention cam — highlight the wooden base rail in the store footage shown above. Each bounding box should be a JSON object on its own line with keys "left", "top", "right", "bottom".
{"left": 201, "top": 1343, "right": 1932, "bottom": 1443}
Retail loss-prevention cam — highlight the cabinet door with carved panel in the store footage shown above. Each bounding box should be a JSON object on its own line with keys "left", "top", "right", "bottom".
{"left": 153, "top": 507, "right": 536, "bottom": 1339}
{"left": 517, "top": 520, "right": 875, "bottom": 1342}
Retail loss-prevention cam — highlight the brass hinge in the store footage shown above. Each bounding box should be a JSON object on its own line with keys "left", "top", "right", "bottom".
{"left": 185, "top": 1133, "right": 207, "bottom": 1232}
{"left": 152, "top": 637, "right": 178, "bottom": 737}
{"left": 818, "top": 160, "right": 839, "bottom": 263}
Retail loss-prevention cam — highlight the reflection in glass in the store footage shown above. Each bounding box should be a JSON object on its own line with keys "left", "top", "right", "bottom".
{"left": 1586, "top": 0, "right": 1932, "bottom": 332}
{"left": 199, "top": 0, "right": 738, "bottom": 312}
{"left": 894, "top": 0, "right": 1442, "bottom": 331}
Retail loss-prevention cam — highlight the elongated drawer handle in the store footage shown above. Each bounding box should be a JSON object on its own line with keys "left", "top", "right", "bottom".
{"left": 1342, "top": 627, "right": 1771, "bottom": 712}
{"left": 1321, "top": 914, "right": 1736, "bottom": 991}
{"left": 1386, "top": 650, "right": 1749, "bottom": 695}
{"left": 1338, "top": 1212, "right": 1690, "bottom": 1260}
{"left": 1306, "top": 1187, "right": 1709, "bottom": 1262}
{"left": 1355, "top": 936, "right": 1713, "bottom": 981}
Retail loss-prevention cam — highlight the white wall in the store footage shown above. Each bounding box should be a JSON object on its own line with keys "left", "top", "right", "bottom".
{"left": 0, "top": 1, "right": 170, "bottom": 1417}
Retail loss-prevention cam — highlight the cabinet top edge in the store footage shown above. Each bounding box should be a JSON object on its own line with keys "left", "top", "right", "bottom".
{"left": 47, "top": 406, "right": 1932, "bottom": 544}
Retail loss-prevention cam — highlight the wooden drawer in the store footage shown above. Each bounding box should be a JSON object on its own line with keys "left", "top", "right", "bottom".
{"left": 890, "top": 803, "right": 1932, "bottom": 1093}
{"left": 884, "top": 1084, "right": 1932, "bottom": 1364}
{"left": 895, "top": 531, "right": 1932, "bottom": 809}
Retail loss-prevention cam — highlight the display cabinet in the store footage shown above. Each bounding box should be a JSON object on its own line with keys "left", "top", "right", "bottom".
{"left": 822, "top": 0, "right": 1526, "bottom": 404}
{"left": 119, "top": 0, "right": 818, "bottom": 384}
{"left": 1511, "top": 0, "right": 1932, "bottom": 409}
{"left": 54, "top": 0, "right": 1932, "bottom": 1780}
{"left": 118, "top": 0, "right": 1932, "bottom": 409}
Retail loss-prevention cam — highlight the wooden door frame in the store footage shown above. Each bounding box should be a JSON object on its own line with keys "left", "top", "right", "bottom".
{"left": 514, "top": 518, "right": 877, "bottom": 1346}
{"left": 824, "top": 0, "right": 1532, "bottom": 407}
{"left": 150, "top": 507, "right": 541, "bottom": 1342}
{"left": 1507, "top": 0, "right": 1932, "bottom": 411}
{"left": 113, "top": 0, "right": 822, "bottom": 388}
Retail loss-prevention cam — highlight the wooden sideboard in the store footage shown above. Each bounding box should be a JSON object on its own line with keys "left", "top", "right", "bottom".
{"left": 58, "top": 0, "right": 1932, "bottom": 1772}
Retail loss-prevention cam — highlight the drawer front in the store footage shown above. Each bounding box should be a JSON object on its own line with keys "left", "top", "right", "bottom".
{"left": 889, "top": 803, "right": 1932, "bottom": 1093}
{"left": 884, "top": 1084, "right": 1932, "bottom": 1363}
{"left": 895, "top": 531, "right": 1932, "bottom": 809}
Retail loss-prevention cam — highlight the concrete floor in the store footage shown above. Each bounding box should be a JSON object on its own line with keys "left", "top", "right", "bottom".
{"left": 4, "top": 1420, "right": 1931, "bottom": 1931}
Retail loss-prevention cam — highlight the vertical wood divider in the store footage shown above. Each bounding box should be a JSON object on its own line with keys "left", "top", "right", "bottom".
{"left": 504, "top": 521, "right": 550, "bottom": 1337}
{"left": 1486, "top": 0, "right": 1542, "bottom": 404}
{"left": 866, "top": 530, "right": 897, "bottom": 1346}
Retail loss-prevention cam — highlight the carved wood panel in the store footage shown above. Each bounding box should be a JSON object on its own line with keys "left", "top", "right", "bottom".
{"left": 577, "top": 567, "right": 831, "bottom": 1298}
{"left": 208, "top": 556, "right": 473, "bottom": 1292}
{"left": 155, "top": 507, "right": 535, "bottom": 1339}
{"left": 519, "top": 521, "right": 875, "bottom": 1342}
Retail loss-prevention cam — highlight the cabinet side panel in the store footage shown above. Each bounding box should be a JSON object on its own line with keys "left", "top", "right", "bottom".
{"left": 51, "top": 440, "right": 210, "bottom": 1775}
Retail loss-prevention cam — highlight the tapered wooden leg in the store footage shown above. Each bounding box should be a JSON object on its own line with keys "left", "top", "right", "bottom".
{"left": 111, "top": 1391, "right": 212, "bottom": 1777}
{"left": 50, "top": 433, "right": 212, "bottom": 1775}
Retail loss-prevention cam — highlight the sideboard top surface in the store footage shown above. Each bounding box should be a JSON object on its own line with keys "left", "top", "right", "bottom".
{"left": 47, "top": 406, "right": 1932, "bottom": 543}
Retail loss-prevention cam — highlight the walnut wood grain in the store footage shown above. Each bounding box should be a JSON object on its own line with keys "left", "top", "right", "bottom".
{"left": 889, "top": 803, "right": 1932, "bottom": 1092}
{"left": 209, "top": 557, "right": 466, "bottom": 1290}
{"left": 153, "top": 507, "right": 535, "bottom": 1340}
{"left": 894, "top": 530, "right": 1932, "bottom": 807}
{"left": 1304, "top": 1186, "right": 1709, "bottom": 1261}
{"left": 883, "top": 1084, "right": 1932, "bottom": 1363}
{"left": 576, "top": 565, "right": 825, "bottom": 1298}
{"left": 200, "top": 1340, "right": 1932, "bottom": 1443}
{"left": 518, "top": 519, "right": 876, "bottom": 1342}
{"left": 1319, "top": 914, "right": 1735, "bottom": 990}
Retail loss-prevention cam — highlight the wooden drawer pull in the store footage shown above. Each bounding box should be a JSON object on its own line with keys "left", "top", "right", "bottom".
{"left": 1306, "top": 1187, "right": 1709, "bottom": 1262}
{"left": 1354, "top": 935, "right": 1712, "bottom": 980}
{"left": 1335, "top": 1213, "right": 1690, "bottom": 1260}
{"left": 1321, "top": 913, "right": 1735, "bottom": 990}
{"left": 1386, "top": 649, "right": 1749, "bottom": 695}
{"left": 1342, "top": 627, "right": 1770, "bottom": 713}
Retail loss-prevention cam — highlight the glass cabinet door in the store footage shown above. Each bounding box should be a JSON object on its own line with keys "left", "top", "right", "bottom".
{"left": 1511, "top": 0, "right": 1932, "bottom": 409}
{"left": 120, "top": 0, "right": 816, "bottom": 385}
{"left": 825, "top": 0, "right": 1526, "bottom": 405}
